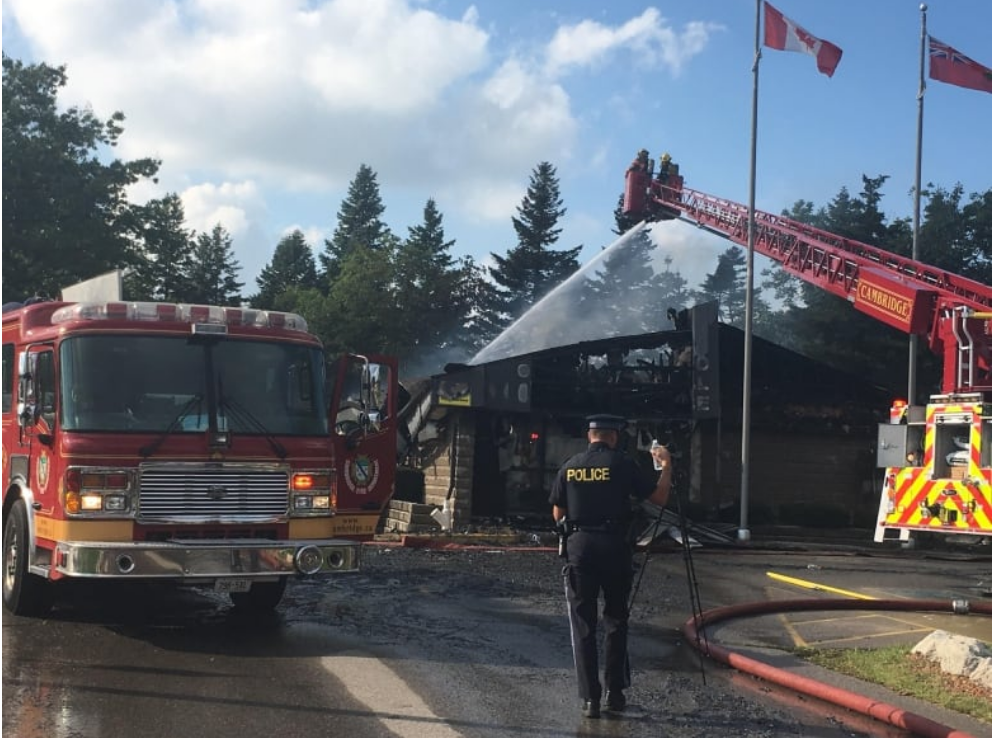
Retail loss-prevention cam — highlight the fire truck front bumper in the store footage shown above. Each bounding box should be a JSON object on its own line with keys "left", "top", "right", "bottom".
{"left": 48, "top": 539, "right": 361, "bottom": 580}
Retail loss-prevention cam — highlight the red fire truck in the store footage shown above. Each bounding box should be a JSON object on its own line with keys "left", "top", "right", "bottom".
{"left": 2, "top": 297, "right": 399, "bottom": 616}
{"left": 623, "top": 156, "right": 992, "bottom": 543}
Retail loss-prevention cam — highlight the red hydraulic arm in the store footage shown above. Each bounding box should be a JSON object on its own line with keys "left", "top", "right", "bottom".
{"left": 623, "top": 163, "right": 993, "bottom": 395}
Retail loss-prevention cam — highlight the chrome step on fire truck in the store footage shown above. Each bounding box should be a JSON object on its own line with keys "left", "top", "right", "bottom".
{"left": 2, "top": 289, "right": 399, "bottom": 616}
{"left": 623, "top": 154, "right": 992, "bottom": 544}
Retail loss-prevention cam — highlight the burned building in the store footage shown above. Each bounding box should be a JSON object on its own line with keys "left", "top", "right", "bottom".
{"left": 401, "top": 302, "right": 892, "bottom": 533}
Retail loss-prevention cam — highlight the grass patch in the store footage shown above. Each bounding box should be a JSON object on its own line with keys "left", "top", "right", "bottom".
{"left": 795, "top": 645, "right": 991, "bottom": 724}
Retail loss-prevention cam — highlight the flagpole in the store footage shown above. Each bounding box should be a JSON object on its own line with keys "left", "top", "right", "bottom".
{"left": 738, "top": 0, "right": 762, "bottom": 544}
{"left": 908, "top": 4, "right": 927, "bottom": 405}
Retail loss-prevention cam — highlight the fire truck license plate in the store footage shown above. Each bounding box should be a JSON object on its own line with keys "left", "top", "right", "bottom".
{"left": 214, "top": 578, "right": 252, "bottom": 593}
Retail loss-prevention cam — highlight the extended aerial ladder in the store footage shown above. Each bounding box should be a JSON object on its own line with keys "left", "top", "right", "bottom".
{"left": 623, "top": 158, "right": 992, "bottom": 542}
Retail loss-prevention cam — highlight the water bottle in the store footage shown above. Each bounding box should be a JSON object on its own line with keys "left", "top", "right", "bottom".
{"left": 650, "top": 439, "right": 663, "bottom": 470}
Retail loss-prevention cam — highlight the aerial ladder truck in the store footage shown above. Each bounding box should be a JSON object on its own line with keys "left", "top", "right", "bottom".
{"left": 623, "top": 155, "right": 992, "bottom": 544}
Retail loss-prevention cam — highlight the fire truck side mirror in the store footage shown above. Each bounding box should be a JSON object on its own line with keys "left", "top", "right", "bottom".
{"left": 16, "top": 351, "right": 35, "bottom": 428}
{"left": 366, "top": 410, "right": 382, "bottom": 433}
{"left": 16, "top": 400, "right": 30, "bottom": 427}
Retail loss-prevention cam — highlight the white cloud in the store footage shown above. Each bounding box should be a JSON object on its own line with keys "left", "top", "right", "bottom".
{"left": 6, "top": 0, "right": 577, "bottom": 223}
{"left": 6, "top": 0, "right": 721, "bottom": 281}
{"left": 181, "top": 180, "right": 262, "bottom": 237}
{"left": 544, "top": 8, "right": 721, "bottom": 77}
{"left": 452, "top": 179, "right": 525, "bottom": 224}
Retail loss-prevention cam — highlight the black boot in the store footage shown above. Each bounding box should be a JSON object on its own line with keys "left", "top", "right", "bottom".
{"left": 605, "top": 691, "right": 626, "bottom": 712}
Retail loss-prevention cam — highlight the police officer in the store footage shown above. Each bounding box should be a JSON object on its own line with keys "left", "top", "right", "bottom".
{"left": 549, "top": 414, "right": 672, "bottom": 719}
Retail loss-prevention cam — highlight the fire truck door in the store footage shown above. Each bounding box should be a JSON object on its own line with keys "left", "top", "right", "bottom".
{"left": 329, "top": 354, "right": 399, "bottom": 523}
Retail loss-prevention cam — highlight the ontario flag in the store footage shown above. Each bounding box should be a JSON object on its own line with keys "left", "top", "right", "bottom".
{"left": 763, "top": 2, "right": 842, "bottom": 78}
{"left": 928, "top": 37, "right": 992, "bottom": 94}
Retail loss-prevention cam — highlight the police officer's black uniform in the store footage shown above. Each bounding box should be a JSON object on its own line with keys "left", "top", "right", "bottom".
{"left": 548, "top": 415, "right": 660, "bottom": 717}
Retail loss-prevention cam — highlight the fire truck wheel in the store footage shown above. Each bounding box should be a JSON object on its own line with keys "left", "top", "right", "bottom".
{"left": 229, "top": 578, "right": 287, "bottom": 612}
{"left": 3, "top": 498, "right": 54, "bottom": 617}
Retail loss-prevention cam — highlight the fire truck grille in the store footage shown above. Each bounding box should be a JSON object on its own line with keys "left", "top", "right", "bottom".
{"left": 138, "top": 469, "right": 289, "bottom": 522}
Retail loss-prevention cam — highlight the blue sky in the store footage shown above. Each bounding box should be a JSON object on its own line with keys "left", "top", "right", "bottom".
{"left": 3, "top": 1, "right": 991, "bottom": 294}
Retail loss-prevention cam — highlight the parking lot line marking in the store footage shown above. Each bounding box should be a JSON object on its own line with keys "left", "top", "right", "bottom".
{"left": 766, "top": 572, "right": 877, "bottom": 600}
{"left": 321, "top": 653, "right": 463, "bottom": 738}
{"left": 789, "top": 613, "right": 882, "bottom": 626}
{"left": 802, "top": 626, "right": 935, "bottom": 647}
{"left": 777, "top": 612, "right": 809, "bottom": 648}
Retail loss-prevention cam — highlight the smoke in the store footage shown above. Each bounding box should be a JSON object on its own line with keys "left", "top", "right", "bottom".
{"left": 471, "top": 222, "right": 692, "bottom": 364}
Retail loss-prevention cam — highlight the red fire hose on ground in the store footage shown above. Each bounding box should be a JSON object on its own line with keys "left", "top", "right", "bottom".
{"left": 682, "top": 598, "right": 993, "bottom": 738}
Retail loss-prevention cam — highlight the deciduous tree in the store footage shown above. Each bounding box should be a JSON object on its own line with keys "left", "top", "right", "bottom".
{"left": 2, "top": 55, "right": 159, "bottom": 298}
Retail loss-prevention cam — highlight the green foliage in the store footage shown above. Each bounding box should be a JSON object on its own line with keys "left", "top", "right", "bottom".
{"left": 612, "top": 192, "right": 642, "bottom": 236}
{"left": 321, "top": 164, "right": 392, "bottom": 284}
{"left": 187, "top": 224, "right": 244, "bottom": 305}
{"left": 456, "top": 257, "right": 499, "bottom": 354}
{"left": 2, "top": 55, "right": 159, "bottom": 299}
{"left": 394, "top": 199, "right": 476, "bottom": 375}
{"left": 252, "top": 229, "right": 319, "bottom": 309}
{"left": 916, "top": 184, "right": 992, "bottom": 284}
{"left": 124, "top": 194, "right": 195, "bottom": 302}
{"left": 274, "top": 286, "right": 329, "bottom": 334}
{"left": 796, "top": 645, "right": 992, "bottom": 723}
{"left": 8, "top": 52, "right": 988, "bottom": 396}
{"left": 325, "top": 240, "right": 400, "bottom": 357}
{"left": 577, "top": 228, "right": 691, "bottom": 336}
{"left": 762, "top": 176, "right": 916, "bottom": 396}
{"left": 484, "top": 162, "right": 582, "bottom": 343}
{"left": 698, "top": 246, "right": 747, "bottom": 326}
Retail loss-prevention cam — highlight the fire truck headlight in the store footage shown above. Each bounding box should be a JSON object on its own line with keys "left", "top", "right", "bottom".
{"left": 81, "top": 494, "right": 103, "bottom": 511}
{"left": 311, "top": 495, "right": 330, "bottom": 510}
{"left": 103, "top": 494, "right": 129, "bottom": 512}
{"left": 293, "top": 495, "right": 313, "bottom": 510}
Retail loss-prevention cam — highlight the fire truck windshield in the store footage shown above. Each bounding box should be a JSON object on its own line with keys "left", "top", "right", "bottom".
{"left": 60, "top": 335, "right": 328, "bottom": 436}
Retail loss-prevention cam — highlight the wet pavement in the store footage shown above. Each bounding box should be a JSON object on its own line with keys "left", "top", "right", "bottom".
{"left": 2, "top": 537, "right": 991, "bottom": 738}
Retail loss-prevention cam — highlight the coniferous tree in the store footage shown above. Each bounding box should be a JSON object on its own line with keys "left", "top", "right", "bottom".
{"left": 783, "top": 176, "right": 912, "bottom": 393}
{"left": 394, "top": 199, "right": 471, "bottom": 373}
{"left": 960, "top": 189, "right": 992, "bottom": 283}
{"left": 697, "top": 246, "right": 748, "bottom": 327}
{"left": 608, "top": 197, "right": 693, "bottom": 332}
{"left": 916, "top": 185, "right": 992, "bottom": 284}
{"left": 2, "top": 55, "right": 159, "bottom": 298}
{"left": 320, "top": 164, "right": 392, "bottom": 285}
{"left": 612, "top": 192, "right": 642, "bottom": 236}
{"left": 125, "top": 194, "right": 195, "bottom": 302}
{"left": 580, "top": 228, "right": 663, "bottom": 337}
{"left": 454, "top": 257, "right": 495, "bottom": 356}
{"left": 324, "top": 238, "right": 399, "bottom": 357}
{"left": 252, "top": 229, "right": 319, "bottom": 309}
{"left": 311, "top": 164, "right": 399, "bottom": 354}
{"left": 654, "top": 255, "right": 693, "bottom": 322}
{"left": 484, "top": 162, "right": 581, "bottom": 343}
{"left": 187, "top": 224, "right": 243, "bottom": 305}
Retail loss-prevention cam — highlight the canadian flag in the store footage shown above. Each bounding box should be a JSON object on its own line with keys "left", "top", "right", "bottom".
{"left": 763, "top": 2, "right": 842, "bottom": 78}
